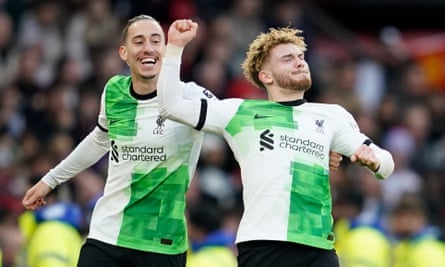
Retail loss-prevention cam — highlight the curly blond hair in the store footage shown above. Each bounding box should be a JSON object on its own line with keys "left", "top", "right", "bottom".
{"left": 241, "top": 27, "right": 307, "bottom": 90}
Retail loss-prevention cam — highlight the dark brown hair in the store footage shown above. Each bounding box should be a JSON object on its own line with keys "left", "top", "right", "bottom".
{"left": 121, "top": 15, "right": 160, "bottom": 43}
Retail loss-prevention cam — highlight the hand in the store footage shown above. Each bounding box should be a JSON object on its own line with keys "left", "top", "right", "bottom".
{"left": 350, "top": 144, "right": 380, "bottom": 172}
{"left": 167, "top": 19, "right": 198, "bottom": 48}
{"left": 22, "top": 180, "right": 52, "bottom": 210}
{"left": 329, "top": 151, "right": 343, "bottom": 171}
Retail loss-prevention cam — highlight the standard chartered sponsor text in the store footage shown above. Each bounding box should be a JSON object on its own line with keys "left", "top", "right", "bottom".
{"left": 122, "top": 145, "right": 167, "bottom": 161}
{"left": 279, "top": 135, "right": 325, "bottom": 160}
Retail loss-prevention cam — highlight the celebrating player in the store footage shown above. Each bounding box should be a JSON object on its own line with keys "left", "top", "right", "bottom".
{"left": 157, "top": 19, "right": 394, "bottom": 267}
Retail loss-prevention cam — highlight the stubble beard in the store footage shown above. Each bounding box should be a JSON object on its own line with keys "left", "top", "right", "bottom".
{"left": 275, "top": 72, "right": 312, "bottom": 92}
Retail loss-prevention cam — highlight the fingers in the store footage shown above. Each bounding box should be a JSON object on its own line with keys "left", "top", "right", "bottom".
{"left": 350, "top": 144, "right": 380, "bottom": 171}
{"left": 351, "top": 145, "right": 374, "bottom": 164}
{"left": 174, "top": 19, "right": 197, "bottom": 32}
{"left": 329, "top": 151, "right": 343, "bottom": 171}
{"left": 25, "top": 199, "right": 47, "bottom": 210}
{"left": 22, "top": 180, "right": 51, "bottom": 210}
{"left": 23, "top": 188, "right": 37, "bottom": 209}
{"left": 167, "top": 19, "right": 198, "bottom": 47}
{"left": 23, "top": 191, "right": 47, "bottom": 210}
{"left": 329, "top": 162, "right": 339, "bottom": 172}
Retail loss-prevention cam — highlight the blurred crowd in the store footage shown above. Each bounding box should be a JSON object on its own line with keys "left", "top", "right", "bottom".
{"left": 0, "top": 0, "right": 444, "bottom": 266}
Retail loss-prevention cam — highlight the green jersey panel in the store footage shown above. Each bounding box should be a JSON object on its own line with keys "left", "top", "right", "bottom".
{"left": 105, "top": 76, "right": 138, "bottom": 139}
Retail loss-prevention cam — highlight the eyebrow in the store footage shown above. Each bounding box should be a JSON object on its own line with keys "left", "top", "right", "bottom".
{"left": 279, "top": 53, "right": 294, "bottom": 60}
{"left": 132, "top": 33, "right": 162, "bottom": 40}
{"left": 280, "top": 51, "right": 303, "bottom": 59}
{"left": 150, "top": 33, "right": 162, "bottom": 38}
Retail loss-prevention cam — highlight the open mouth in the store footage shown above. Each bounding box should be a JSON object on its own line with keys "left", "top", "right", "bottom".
{"left": 141, "top": 57, "right": 157, "bottom": 66}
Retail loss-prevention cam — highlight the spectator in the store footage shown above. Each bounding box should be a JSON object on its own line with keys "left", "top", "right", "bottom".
{"left": 64, "top": 0, "right": 120, "bottom": 81}
{"left": 380, "top": 126, "right": 422, "bottom": 211}
{"left": 333, "top": 188, "right": 391, "bottom": 267}
{"left": 388, "top": 193, "right": 445, "bottom": 267}
{"left": 186, "top": 199, "right": 236, "bottom": 267}
{"left": 18, "top": 182, "right": 83, "bottom": 267}
{"left": 0, "top": 11, "right": 20, "bottom": 86}
{"left": 16, "top": 0, "right": 64, "bottom": 87}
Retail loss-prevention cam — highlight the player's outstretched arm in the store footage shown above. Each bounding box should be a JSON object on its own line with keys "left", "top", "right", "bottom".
{"left": 22, "top": 127, "right": 109, "bottom": 209}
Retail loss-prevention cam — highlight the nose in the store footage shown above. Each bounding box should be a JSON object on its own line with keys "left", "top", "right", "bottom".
{"left": 295, "top": 58, "right": 306, "bottom": 68}
{"left": 142, "top": 42, "right": 155, "bottom": 52}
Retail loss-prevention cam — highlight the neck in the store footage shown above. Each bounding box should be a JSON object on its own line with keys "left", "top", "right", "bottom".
{"left": 267, "top": 86, "right": 305, "bottom": 102}
{"left": 132, "top": 75, "right": 157, "bottom": 95}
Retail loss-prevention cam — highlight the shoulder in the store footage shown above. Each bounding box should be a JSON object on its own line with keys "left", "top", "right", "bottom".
{"left": 105, "top": 75, "right": 131, "bottom": 90}
{"left": 182, "top": 81, "right": 218, "bottom": 100}
{"left": 102, "top": 75, "right": 131, "bottom": 100}
{"left": 305, "top": 102, "right": 354, "bottom": 119}
{"left": 305, "top": 102, "right": 347, "bottom": 112}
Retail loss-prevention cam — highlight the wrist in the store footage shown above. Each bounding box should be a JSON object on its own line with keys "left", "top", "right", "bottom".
{"left": 165, "top": 44, "right": 184, "bottom": 60}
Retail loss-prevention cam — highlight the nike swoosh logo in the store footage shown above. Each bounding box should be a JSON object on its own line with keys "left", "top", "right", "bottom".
{"left": 254, "top": 114, "right": 271, "bottom": 119}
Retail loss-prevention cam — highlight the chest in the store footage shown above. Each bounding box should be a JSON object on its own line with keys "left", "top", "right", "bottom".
{"left": 106, "top": 101, "right": 195, "bottom": 146}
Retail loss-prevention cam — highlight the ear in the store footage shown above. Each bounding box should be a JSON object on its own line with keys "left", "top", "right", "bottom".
{"left": 119, "top": 45, "right": 128, "bottom": 62}
{"left": 258, "top": 70, "right": 273, "bottom": 85}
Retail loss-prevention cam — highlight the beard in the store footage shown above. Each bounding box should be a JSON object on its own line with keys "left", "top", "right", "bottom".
{"left": 274, "top": 71, "right": 312, "bottom": 92}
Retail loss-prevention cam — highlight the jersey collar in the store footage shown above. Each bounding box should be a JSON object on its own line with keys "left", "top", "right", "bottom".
{"left": 278, "top": 98, "right": 306, "bottom": 106}
{"left": 130, "top": 82, "right": 157, "bottom": 100}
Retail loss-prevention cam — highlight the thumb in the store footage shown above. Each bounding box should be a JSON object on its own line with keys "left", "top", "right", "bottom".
{"left": 350, "top": 154, "right": 357, "bottom": 163}
{"left": 22, "top": 191, "right": 37, "bottom": 207}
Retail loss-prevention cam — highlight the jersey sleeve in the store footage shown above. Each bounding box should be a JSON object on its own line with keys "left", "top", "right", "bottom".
{"left": 330, "top": 105, "right": 368, "bottom": 155}
{"left": 368, "top": 143, "right": 395, "bottom": 179}
{"left": 181, "top": 80, "right": 218, "bottom": 102}
{"left": 42, "top": 85, "right": 111, "bottom": 189}
{"left": 330, "top": 105, "right": 394, "bottom": 179}
{"left": 41, "top": 126, "right": 110, "bottom": 188}
{"left": 97, "top": 85, "right": 108, "bottom": 131}
{"left": 158, "top": 45, "right": 238, "bottom": 135}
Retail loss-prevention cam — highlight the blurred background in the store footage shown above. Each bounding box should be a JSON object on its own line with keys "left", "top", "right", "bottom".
{"left": 0, "top": 0, "right": 444, "bottom": 266}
